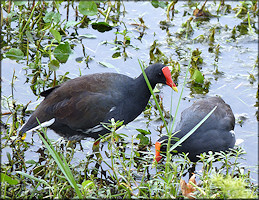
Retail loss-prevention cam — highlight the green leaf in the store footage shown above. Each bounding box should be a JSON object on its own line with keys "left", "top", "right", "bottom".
{"left": 64, "top": 21, "right": 78, "bottom": 29}
{"left": 43, "top": 12, "right": 55, "bottom": 23}
{"left": 43, "top": 12, "right": 60, "bottom": 24}
{"left": 25, "top": 30, "right": 36, "bottom": 47}
{"left": 192, "top": 69, "right": 204, "bottom": 83}
{"left": 78, "top": 1, "right": 98, "bottom": 16}
{"left": 151, "top": 0, "right": 167, "bottom": 9}
{"left": 135, "top": 151, "right": 140, "bottom": 157}
{"left": 7, "top": 12, "right": 15, "bottom": 21}
{"left": 14, "top": 1, "right": 27, "bottom": 6}
{"left": 136, "top": 134, "right": 149, "bottom": 146}
{"left": 136, "top": 129, "right": 151, "bottom": 135}
{"left": 16, "top": 171, "right": 51, "bottom": 188}
{"left": 1, "top": 173, "right": 19, "bottom": 185}
{"left": 53, "top": 13, "right": 61, "bottom": 24}
{"left": 25, "top": 160, "right": 37, "bottom": 165}
{"left": 91, "top": 22, "right": 113, "bottom": 32}
{"left": 32, "top": 165, "right": 44, "bottom": 176}
{"left": 5, "top": 48, "right": 24, "bottom": 60}
{"left": 82, "top": 180, "right": 95, "bottom": 191}
{"left": 112, "top": 52, "right": 121, "bottom": 58}
{"left": 75, "top": 57, "right": 84, "bottom": 63}
{"left": 136, "top": 129, "right": 151, "bottom": 147}
{"left": 53, "top": 42, "right": 72, "bottom": 63}
{"left": 48, "top": 59, "right": 60, "bottom": 71}
{"left": 28, "top": 62, "right": 37, "bottom": 69}
{"left": 50, "top": 28, "right": 62, "bottom": 43}
{"left": 99, "top": 61, "right": 119, "bottom": 73}
{"left": 49, "top": 60, "right": 59, "bottom": 71}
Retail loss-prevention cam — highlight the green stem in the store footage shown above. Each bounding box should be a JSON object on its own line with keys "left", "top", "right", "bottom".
{"left": 247, "top": 11, "right": 253, "bottom": 33}
{"left": 31, "top": 7, "right": 43, "bottom": 30}
{"left": 20, "top": 1, "right": 39, "bottom": 40}
{"left": 166, "top": 1, "right": 177, "bottom": 21}
{"left": 98, "top": 8, "right": 117, "bottom": 23}
{"left": 105, "top": 2, "right": 112, "bottom": 23}
{"left": 74, "top": 15, "right": 86, "bottom": 26}
{"left": 235, "top": 7, "right": 243, "bottom": 17}
{"left": 217, "top": 1, "right": 222, "bottom": 13}
{"left": 109, "top": 120, "right": 120, "bottom": 184}
{"left": 26, "top": 40, "right": 29, "bottom": 64}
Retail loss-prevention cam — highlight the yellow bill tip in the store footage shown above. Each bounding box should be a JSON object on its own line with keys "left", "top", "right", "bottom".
{"left": 173, "top": 86, "right": 178, "bottom": 92}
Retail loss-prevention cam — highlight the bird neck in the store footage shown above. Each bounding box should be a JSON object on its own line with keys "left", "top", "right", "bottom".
{"left": 128, "top": 73, "right": 156, "bottom": 110}
{"left": 136, "top": 71, "right": 156, "bottom": 89}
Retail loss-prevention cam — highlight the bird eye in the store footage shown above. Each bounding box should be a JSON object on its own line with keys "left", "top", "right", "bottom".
{"left": 158, "top": 72, "right": 162, "bottom": 76}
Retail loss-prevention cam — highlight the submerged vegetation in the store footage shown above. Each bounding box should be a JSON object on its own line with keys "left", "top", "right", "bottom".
{"left": 1, "top": 0, "right": 258, "bottom": 199}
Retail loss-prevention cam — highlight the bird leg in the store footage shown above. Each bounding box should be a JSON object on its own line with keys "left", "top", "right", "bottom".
{"left": 92, "top": 140, "right": 103, "bottom": 164}
{"left": 181, "top": 162, "right": 196, "bottom": 178}
{"left": 90, "top": 140, "right": 103, "bottom": 177}
{"left": 188, "top": 163, "right": 196, "bottom": 179}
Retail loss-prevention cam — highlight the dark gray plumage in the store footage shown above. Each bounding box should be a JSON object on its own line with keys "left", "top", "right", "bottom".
{"left": 20, "top": 63, "right": 176, "bottom": 140}
{"left": 157, "top": 97, "right": 235, "bottom": 162}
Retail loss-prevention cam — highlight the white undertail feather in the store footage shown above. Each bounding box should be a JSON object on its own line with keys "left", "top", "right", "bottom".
{"left": 235, "top": 138, "right": 244, "bottom": 146}
{"left": 230, "top": 130, "right": 235, "bottom": 137}
{"left": 26, "top": 118, "right": 56, "bottom": 133}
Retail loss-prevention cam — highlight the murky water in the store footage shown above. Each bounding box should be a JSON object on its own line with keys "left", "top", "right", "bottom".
{"left": 2, "top": 1, "right": 258, "bottom": 183}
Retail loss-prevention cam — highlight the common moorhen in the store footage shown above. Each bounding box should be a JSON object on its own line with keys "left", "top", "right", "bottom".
{"left": 155, "top": 96, "right": 236, "bottom": 163}
{"left": 20, "top": 63, "right": 178, "bottom": 140}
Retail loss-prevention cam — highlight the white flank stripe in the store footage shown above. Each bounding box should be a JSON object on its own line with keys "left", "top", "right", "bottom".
{"left": 91, "top": 126, "right": 104, "bottom": 133}
{"left": 109, "top": 106, "right": 116, "bottom": 113}
{"left": 27, "top": 118, "right": 55, "bottom": 133}
{"left": 19, "top": 123, "right": 26, "bottom": 132}
{"left": 77, "top": 124, "right": 104, "bottom": 134}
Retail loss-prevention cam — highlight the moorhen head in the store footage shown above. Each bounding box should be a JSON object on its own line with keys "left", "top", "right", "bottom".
{"left": 20, "top": 63, "right": 178, "bottom": 140}
{"left": 155, "top": 97, "right": 236, "bottom": 163}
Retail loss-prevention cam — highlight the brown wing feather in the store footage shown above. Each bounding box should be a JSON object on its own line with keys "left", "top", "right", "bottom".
{"left": 20, "top": 73, "right": 130, "bottom": 133}
{"left": 50, "top": 92, "right": 116, "bottom": 130}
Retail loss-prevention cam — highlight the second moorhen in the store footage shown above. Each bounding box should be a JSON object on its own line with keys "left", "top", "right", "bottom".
{"left": 19, "top": 63, "right": 178, "bottom": 140}
{"left": 155, "top": 96, "right": 236, "bottom": 163}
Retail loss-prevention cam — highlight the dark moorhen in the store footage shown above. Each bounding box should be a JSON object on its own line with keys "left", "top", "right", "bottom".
{"left": 155, "top": 96, "right": 236, "bottom": 163}
{"left": 19, "top": 63, "right": 178, "bottom": 140}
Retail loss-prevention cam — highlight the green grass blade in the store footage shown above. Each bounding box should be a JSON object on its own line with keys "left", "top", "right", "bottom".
{"left": 169, "top": 57, "right": 191, "bottom": 134}
{"left": 138, "top": 60, "right": 170, "bottom": 133}
{"left": 16, "top": 171, "right": 52, "bottom": 189}
{"left": 37, "top": 131, "right": 83, "bottom": 198}
{"left": 34, "top": 120, "right": 83, "bottom": 198}
{"left": 169, "top": 105, "right": 217, "bottom": 152}
{"left": 164, "top": 49, "right": 193, "bottom": 189}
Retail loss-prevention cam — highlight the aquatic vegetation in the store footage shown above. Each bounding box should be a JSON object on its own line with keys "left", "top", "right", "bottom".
{"left": 1, "top": 1, "right": 258, "bottom": 198}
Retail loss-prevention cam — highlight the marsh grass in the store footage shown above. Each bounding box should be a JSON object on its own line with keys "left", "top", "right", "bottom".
{"left": 1, "top": 58, "right": 258, "bottom": 199}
